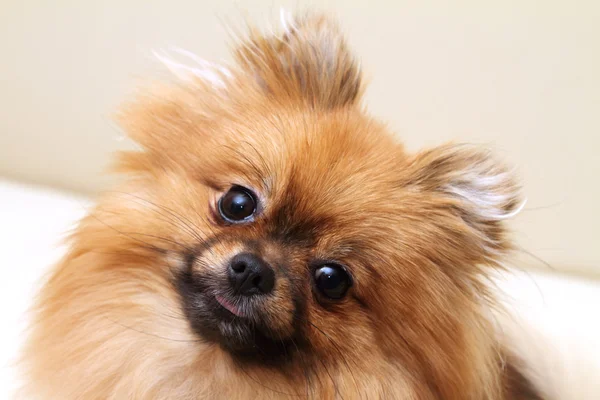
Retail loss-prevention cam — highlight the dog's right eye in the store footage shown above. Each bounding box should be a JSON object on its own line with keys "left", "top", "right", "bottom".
{"left": 314, "top": 264, "right": 352, "bottom": 300}
{"left": 218, "top": 186, "right": 257, "bottom": 223}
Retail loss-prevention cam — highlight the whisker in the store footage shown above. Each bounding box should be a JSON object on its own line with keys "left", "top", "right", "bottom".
{"left": 241, "top": 140, "right": 274, "bottom": 181}
{"left": 103, "top": 316, "right": 202, "bottom": 343}
{"left": 177, "top": 194, "right": 228, "bottom": 258}
{"left": 261, "top": 317, "right": 340, "bottom": 399}
{"left": 307, "top": 320, "right": 360, "bottom": 396}
{"left": 221, "top": 144, "right": 265, "bottom": 182}
{"left": 118, "top": 230, "right": 195, "bottom": 253}
{"left": 87, "top": 213, "right": 167, "bottom": 254}
{"left": 109, "top": 191, "right": 231, "bottom": 264}
{"left": 107, "top": 191, "right": 206, "bottom": 244}
{"left": 516, "top": 247, "right": 556, "bottom": 272}
{"left": 315, "top": 355, "right": 343, "bottom": 400}
{"left": 521, "top": 201, "right": 565, "bottom": 212}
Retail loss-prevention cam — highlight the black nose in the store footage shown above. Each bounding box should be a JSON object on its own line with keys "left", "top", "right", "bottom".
{"left": 228, "top": 253, "right": 275, "bottom": 296}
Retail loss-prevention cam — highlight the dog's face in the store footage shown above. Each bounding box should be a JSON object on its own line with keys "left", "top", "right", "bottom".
{"left": 119, "top": 97, "right": 410, "bottom": 366}
{"left": 25, "top": 14, "right": 523, "bottom": 398}
{"left": 169, "top": 109, "right": 404, "bottom": 365}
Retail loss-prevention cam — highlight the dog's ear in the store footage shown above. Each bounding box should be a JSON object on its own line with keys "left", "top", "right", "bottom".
{"left": 233, "top": 12, "right": 363, "bottom": 109}
{"left": 404, "top": 144, "right": 524, "bottom": 258}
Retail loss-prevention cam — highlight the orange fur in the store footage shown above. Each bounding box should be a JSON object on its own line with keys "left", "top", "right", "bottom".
{"left": 20, "top": 12, "right": 536, "bottom": 399}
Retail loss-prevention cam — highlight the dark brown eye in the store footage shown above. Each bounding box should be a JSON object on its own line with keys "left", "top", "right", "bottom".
{"left": 314, "top": 264, "right": 352, "bottom": 300}
{"left": 218, "top": 186, "right": 257, "bottom": 222}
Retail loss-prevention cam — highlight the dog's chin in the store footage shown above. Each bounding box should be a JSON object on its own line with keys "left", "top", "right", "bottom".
{"left": 200, "top": 296, "right": 299, "bottom": 365}
{"left": 177, "top": 274, "right": 300, "bottom": 366}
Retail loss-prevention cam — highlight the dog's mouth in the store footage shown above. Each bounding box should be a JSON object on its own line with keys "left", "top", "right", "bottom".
{"left": 176, "top": 270, "right": 302, "bottom": 365}
{"left": 198, "top": 291, "right": 300, "bottom": 364}
{"left": 215, "top": 294, "right": 245, "bottom": 317}
{"left": 206, "top": 294, "right": 260, "bottom": 350}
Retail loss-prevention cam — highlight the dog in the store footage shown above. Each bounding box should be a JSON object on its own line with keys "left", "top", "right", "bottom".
{"left": 21, "top": 11, "right": 571, "bottom": 399}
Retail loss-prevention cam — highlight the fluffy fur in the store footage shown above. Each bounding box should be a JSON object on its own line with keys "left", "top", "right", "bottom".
{"left": 21, "top": 12, "right": 544, "bottom": 399}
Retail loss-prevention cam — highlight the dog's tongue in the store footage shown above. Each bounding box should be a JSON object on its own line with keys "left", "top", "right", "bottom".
{"left": 215, "top": 295, "right": 244, "bottom": 317}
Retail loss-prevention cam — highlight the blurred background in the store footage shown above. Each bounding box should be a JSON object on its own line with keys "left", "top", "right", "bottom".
{"left": 1, "top": 1, "right": 599, "bottom": 396}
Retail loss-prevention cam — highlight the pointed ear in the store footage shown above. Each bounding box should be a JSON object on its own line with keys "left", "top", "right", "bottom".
{"left": 405, "top": 144, "right": 524, "bottom": 254}
{"left": 233, "top": 12, "right": 363, "bottom": 109}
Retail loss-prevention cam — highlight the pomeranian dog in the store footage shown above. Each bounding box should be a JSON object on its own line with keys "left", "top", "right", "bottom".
{"left": 21, "top": 11, "right": 563, "bottom": 399}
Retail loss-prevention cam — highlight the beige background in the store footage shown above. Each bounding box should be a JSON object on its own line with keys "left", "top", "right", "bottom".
{"left": 1, "top": 1, "right": 599, "bottom": 276}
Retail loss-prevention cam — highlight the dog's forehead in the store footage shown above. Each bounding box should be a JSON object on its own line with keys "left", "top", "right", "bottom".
{"left": 213, "top": 109, "right": 403, "bottom": 244}
{"left": 258, "top": 141, "right": 397, "bottom": 248}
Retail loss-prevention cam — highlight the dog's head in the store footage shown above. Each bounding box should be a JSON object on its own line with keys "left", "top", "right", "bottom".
{"left": 85, "top": 12, "right": 521, "bottom": 396}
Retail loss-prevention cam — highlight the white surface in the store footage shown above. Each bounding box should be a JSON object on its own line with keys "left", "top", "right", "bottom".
{"left": 0, "top": 180, "right": 598, "bottom": 398}
{"left": 0, "top": 180, "right": 89, "bottom": 398}
{"left": 0, "top": 1, "right": 599, "bottom": 275}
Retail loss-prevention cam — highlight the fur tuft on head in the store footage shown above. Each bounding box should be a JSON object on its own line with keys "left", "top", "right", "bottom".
{"left": 233, "top": 11, "right": 362, "bottom": 109}
{"left": 152, "top": 47, "right": 233, "bottom": 89}
{"left": 154, "top": 12, "right": 362, "bottom": 110}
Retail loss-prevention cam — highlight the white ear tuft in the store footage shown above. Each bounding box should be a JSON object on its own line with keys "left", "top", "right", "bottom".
{"left": 409, "top": 144, "right": 524, "bottom": 223}
{"left": 442, "top": 169, "right": 526, "bottom": 222}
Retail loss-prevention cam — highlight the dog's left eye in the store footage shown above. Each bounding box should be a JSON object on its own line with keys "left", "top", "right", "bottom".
{"left": 218, "top": 186, "right": 257, "bottom": 222}
{"left": 314, "top": 264, "right": 352, "bottom": 299}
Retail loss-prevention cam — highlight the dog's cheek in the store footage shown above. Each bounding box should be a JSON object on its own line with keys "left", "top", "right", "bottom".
{"left": 260, "top": 279, "right": 297, "bottom": 337}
